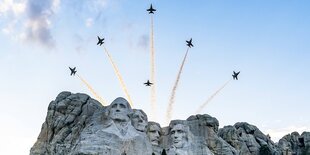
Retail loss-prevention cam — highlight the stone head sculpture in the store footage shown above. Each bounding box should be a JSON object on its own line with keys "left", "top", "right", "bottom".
{"left": 131, "top": 109, "right": 148, "bottom": 132}
{"left": 107, "top": 97, "right": 132, "bottom": 123}
{"left": 170, "top": 123, "right": 193, "bottom": 149}
{"left": 147, "top": 122, "right": 161, "bottom": 146}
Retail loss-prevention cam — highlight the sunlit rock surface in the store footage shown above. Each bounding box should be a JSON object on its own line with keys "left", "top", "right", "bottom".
{"left": 30, "top": 92, "right": 309, "bottom": 155}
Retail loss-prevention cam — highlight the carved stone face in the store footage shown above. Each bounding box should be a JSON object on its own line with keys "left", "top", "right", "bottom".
{"left": 131, "top": 110, "right": 148, "bottom": 132}
{"left": 109, "top": 98, "right": 130, "bottom": 122}
{"left": 171, "top": 124, "right": 187, "bottom": 148}
{"left": 147, "top": 124, "right": 161, "bottom": 146}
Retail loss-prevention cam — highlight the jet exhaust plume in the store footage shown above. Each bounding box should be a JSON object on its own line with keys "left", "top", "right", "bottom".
{"left": 102, "top": 45, "right": 134, "bottom": 107}
{"left": 77, "top": 74, "right": 107, "bottom": 106}
{"left": 166, "top": 47, "right": 190, "bottom": 124}
{"left": 195, "top": 79, "right": 232, "bottom": 114}
{"left": 150, "top": 15, "right": 157, "bottom": 121}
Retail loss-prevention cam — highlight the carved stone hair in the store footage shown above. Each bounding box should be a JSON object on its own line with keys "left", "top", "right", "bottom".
{"left": 147, "top": 121, "right": 161, "bottom": 134}
{"left": 99, "top": 97, "right": 133, "bottom": 127}
{"left": 106, "top": 97, "right": 133, "bottom": 116}
{"left": 131, "top": 109, "right": 148, "bottom": 121}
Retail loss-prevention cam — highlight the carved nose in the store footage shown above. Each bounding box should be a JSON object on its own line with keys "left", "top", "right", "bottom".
{"left": 116, "top": 109, "right": 120, "bottom": 112}
{"left": 174, "top": 135, "right": 179, "bottom": 139}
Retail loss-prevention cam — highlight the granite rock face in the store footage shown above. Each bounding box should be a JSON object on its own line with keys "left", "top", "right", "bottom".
{"left": 218, "top": 125, "right": 250, "bottom": 155}
{"left": 184, "top": 115, "right": 237, "bottom": 155}
{"left": 218, "top": 122, "right": 281, "bottom": 155}
{"left": 30, "top": 92, "right": 103, "bottom": 154}
{"left": 72, "top": 97, "right": 153, "bottom": 155}
{"left": 278, "top": 131, "right": 310, "bottom": 155}
{"left": 30, "top": 92, "right": 309, "bottom": 155}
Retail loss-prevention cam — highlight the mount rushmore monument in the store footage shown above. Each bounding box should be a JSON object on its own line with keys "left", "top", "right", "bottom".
{"left": 30, "top": 92, "right": 310, "bottom": 155}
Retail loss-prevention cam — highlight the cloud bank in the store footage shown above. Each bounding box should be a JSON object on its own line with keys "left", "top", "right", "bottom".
{"left": 0, "top": 0, "right": 109, "bottom": 48}
{"left": 24, "top": 0, "right": 60, "bottom": 48}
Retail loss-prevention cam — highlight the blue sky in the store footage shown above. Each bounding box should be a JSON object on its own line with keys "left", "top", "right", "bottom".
{"left": 1, "top": 0, "right": 310, "bottom": 154}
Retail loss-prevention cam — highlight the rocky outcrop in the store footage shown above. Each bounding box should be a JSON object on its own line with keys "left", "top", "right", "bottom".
{"left": 30, "top": 91, "right": 103, "bottom": 154}
{"left": 218, "top": 125, "right": 250, "bottom": 155}
{"left": 278, "top": 131, "right": 310, "bottom": 155}
{"left": 185, "top": 115, "right": 237, "bottom": 155}
{"left": 30, "top": 92, "right": 309, "bottom": 155}
{"left": 218, "top": 122, "right": 281, "bottom": 155}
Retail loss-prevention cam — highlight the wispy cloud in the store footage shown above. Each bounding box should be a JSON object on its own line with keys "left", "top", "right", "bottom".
{"left": 2, "top": 20, "right": 16, "bottom": 35}
{"left": 263, "top": 125, "right": 310, "bottom": 142}
{"left": 0, "top": 0, "right": 26, "bottom": 40}
{"left": 85, "top": 18, "right": 94, "bottom": 27}
{"left": 0, "top": 0, "right": 58, "bottom": 48}
{"left": 1, "top": 0, "right": 110, "bottom": 49}
{"left": 0, "top": 0, "right": 26, "bottom": 16}
{"left": 137, "top": 34, "right": 149, "bottom": 50}
{"left": 23, "top": 0, "right": 60, "bottom": 48}
{"left": 69, "top": 0, "right": 108, "bottom": 14}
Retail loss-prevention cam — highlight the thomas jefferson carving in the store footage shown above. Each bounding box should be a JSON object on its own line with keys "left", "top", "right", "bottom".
{"left": 131, "top": 109, "right": 148, "bottom": 133}
{"left": 147, "top": 122, "right": 161, "bottom": 146}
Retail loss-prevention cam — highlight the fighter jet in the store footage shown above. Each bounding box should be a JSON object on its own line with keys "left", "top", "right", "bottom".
{"left": 186, "top": 38, "right": 193, "bottom": 48}
{"left": 147, "top": 4, "right": 156, "bottom": 14}
{"left": 232, "top": 71, "right": 240, "bottom": 80}
{"left": 69, "top": 67, "right": 77, "bottom": 76}
{"left": 97, "top": 36, "right": 104, "bottom": 46}
{"left": 144, "top": 80, "right": 153, "bottom": 86}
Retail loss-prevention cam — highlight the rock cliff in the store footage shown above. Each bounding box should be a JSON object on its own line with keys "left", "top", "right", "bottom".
{"left": 30, "top": 92, "right": 310, "bottom": 155}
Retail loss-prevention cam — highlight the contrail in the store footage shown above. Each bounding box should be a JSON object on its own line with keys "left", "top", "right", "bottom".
{"left": 150, "top": 15, "right": 157, "bottom": 121}
{"left": 102, "top": 45, "right": 134, "bottom": 107}
{"left": 76, "top": 74, "right": 107, "bottom": 106}
{"left": 166, "top": 47, "right": 190, "bottom": 124}
{"left": 195, "top": 79, "right": 232, "bottom": 114}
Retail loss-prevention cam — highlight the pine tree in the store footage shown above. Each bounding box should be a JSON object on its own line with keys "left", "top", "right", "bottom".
{"left": 301, "top": 145, "right": 310, "bottom": 155}
{"left": 161, "top": 149, "right": 167, "bottom": 155}
{"left": 259, "top": 145, "right": 272, "bottom": 155}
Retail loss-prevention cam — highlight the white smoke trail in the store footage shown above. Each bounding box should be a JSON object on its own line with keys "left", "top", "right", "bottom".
{"left": 150, "top": 15, "right": 157, "bottom": 121}
{"left": 195, "top": 79, "right": 232, "bottom": 114}
{"left": 166, "top": 47, "right": 190, "bottom": 124}
{"left": 77, "top": 74, "right": 107, "bottom": 106}
{"left": 102, "top": 45, "right": 134, "bottom": 107}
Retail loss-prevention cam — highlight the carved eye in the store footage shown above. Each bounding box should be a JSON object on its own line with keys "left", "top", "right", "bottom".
{"left": 112, "top": 104, "right": 117, "bottom": 108}
{"left": 120, "top": 104, "right": 126, "bottom": 109}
